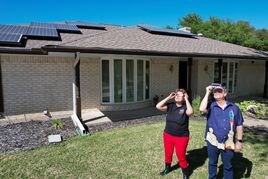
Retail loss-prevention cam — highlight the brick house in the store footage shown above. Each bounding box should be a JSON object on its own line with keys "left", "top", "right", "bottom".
{"left": 0, "top": 21, "right": 267, "bottom": 115}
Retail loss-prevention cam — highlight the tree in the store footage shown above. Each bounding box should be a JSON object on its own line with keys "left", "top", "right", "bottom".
{"left": 178, "top": 13, "right": 268, "bottom": 51}
{"left": 179, "top": 13, "right": 203, "bottom": 34}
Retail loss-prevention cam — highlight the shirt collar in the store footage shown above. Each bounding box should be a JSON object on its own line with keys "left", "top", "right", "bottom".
{"left": 211, "top": 100, "right": 233, "bottom": 108}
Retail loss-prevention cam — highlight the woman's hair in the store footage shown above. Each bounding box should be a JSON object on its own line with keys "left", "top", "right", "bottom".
{"left": 174, "top": 88, "right": 187, "bottom": 104}
{"left": 175, "top": 88, "right": 187, "bottom": 94}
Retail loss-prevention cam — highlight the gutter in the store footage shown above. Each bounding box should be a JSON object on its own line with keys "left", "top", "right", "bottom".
{"left": 0, "top": 48, "right": 47, "bottom": 55}
{"left": 0, "top": 45, "right": 267, "bottom": 60}
{"left": 42, "top": 45, "right": 268, "bottom": 60}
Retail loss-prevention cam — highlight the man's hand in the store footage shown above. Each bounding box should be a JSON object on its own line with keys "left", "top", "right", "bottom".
{"left": 206, "top": 86, "right": 213, "bottom": 94}
{"left": 235, "top": 141, "right": 243, "bottom": 152}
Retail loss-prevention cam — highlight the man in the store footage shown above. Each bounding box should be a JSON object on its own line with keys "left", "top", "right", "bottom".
{"left": 199, "top": 83, "right": 244, "bottom": 179}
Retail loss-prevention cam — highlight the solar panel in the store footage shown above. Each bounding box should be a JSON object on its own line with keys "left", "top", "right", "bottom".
{"left": 0, "top": 24, "right": 29, "bottom": 34}
{"left": 66, "top": 21, "right": 106, "bottom": 30}
{"left": 53, "top": 23, "right": 80, "bottom": 32}
{"left": 137, "top": 24, "right": 195, "bottom": 37}
{"left": 30, "top": 22, "right": 56, "bottom": 29}
{"left": 26, "top": 27, "right": 59, "bottom": 38}
{"left": 0, "top": 32, "right": 22, "bottom": 43}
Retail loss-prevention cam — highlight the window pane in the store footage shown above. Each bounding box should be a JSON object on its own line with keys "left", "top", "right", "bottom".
{"left": 214, "top": 62, "right": 220, "bottom": 82}
{"left": 145, "top": 61, "right": 150, "bottom": 99}
{"left": 102, "top": 60, "right": 110, "bottom": 102}
{"left": 137, "top": 60, "right": 144, "bottom": 101}
{"left": 234, "top": 63, "right": 238, "bottom": 92}
{"left": 222, "top": 62, "right": 227, "bottom": 87}
{"left": 228, "top": 62, "right": 234, "bottom": 93}
{"left": 126, "top": 60, "right": 134, "bottom": 102}
{"left": 114, "top": 60, "right": 122, "bottom": 103}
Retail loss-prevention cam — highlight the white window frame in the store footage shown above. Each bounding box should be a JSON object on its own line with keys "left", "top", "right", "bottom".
{"left": 101, "top": 57, "right": 150, "bottom": 104}
{"left": 213, "top": 60, "right": 238, "bottom": 93}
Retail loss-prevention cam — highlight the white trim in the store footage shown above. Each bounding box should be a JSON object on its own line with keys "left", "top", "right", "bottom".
{"left": 100, "top": 57, "right": 149, "bottom": 104}
{"left": 213, "top": 60, "right": 239, "bottom": 94}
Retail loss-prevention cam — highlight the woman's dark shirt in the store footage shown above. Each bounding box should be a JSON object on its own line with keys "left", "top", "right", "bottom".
{"left": 164, "top": 102, "right": 189, "bottom": 136}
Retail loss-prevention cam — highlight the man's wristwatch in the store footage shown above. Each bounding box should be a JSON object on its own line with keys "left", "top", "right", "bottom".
{"left": 237, "top": 139, "right": 243, "bottom": 143}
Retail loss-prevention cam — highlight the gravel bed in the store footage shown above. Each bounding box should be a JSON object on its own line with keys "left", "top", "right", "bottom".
{"left": 1, "top": 114, "right": 266, "bottom": 154}
{"left": 0, "top": 115, "right": 167, "bottom": 154}
{"left": 0, "top": 118, "right": 76, "bottom": 153}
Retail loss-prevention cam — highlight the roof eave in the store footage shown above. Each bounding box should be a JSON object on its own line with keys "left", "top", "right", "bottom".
{"left": 0, "top": 47, "right": 47, "bottom": 55}
{"left": 0, "top": 45, "right": 267, "bottom": 60}
{"left": 42, "top": 45, "right": 268, "bottom": 60}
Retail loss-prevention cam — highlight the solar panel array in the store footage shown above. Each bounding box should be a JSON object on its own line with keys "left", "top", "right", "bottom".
{"left": 26, "top": 26, "right": 59, "bottom": 38}
{"left": 137, "top": 24, "right": 195, "bottom": 37}
{"left": 0, "top": 21, "right": 106, "bottom": 46}
{"left": 0, "top": 33, "right": 22, "bottom": 43}
{"left": 66, "top": 21, "right": 106, "bottom": 30}
{"left": 0, "top": 25, "right": 28, "bottom": 34}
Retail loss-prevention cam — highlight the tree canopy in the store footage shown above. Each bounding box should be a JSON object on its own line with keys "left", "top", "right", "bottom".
{"left": 178, "top": 13, "right": 268, "bottom": 51}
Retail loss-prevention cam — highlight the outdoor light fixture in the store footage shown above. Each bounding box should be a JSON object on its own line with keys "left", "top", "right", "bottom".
{"left": 169, "top": 65, "right": 174, "bottom": 72}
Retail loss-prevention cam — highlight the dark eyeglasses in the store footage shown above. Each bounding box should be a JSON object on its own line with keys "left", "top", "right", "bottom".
{"left": 175, "top": 94, "right": 184, "bottom": 97}
{"left": 213, "top": 89, "right": 223, "bottom": 93}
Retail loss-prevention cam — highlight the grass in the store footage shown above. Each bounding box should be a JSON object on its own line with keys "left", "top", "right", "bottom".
{"left": 0, "top": 120, "right": 267, "bottom": 178}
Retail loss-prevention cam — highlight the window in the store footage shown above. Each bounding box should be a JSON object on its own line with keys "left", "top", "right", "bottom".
{"left": 214, "top": 61, "right": 238, "bottom": 93}
{"left": 101, "top": 58, "right": 150, "bottom": 103}
{"left": 126, "top": 60, "right": 134, "bottom": 102}
{"left": 101, "top": 60, "right": 110, "bottom": 102}
{"left": 114, "top": 59, "right": 123, "bottom": 103}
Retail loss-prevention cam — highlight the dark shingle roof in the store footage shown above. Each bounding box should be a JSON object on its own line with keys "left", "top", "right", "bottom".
{"left": 0, "top": 22, "right": 267, "bottom": 59}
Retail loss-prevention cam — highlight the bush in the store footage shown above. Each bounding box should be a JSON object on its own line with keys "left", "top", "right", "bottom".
{"left": 51, "top": 119, "right": 64, "bottom": 129}
{"left": 236, "top": 100, "right": 268, "bottom": 119}
{"left": 192, "top": 96, "right": 201, "bottom": 116}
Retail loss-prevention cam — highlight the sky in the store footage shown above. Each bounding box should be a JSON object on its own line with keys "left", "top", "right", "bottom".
{"left": 1, "top": 0, "right": 267, "bottom": 29}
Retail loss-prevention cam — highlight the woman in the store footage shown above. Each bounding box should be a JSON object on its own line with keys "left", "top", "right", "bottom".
{"left": 156, "top": 89, "right": 193, "bottom": 179}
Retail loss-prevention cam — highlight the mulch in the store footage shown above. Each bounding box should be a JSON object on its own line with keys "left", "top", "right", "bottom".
{"left": 1, "top": 114, "right": 267, "bottom": 154}
{"left": 0, "top": 115, "right": 166, "bottom": 154}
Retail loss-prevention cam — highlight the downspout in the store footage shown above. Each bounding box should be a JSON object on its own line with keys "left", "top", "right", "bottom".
{"left": 73, "top": 52, "right": 81, "bottom": 119}
{"left": 71, "top": 52, "right": 89, "bottom": 135}
{"left": 263, "top": 61, "right": 268, "bottom": 98}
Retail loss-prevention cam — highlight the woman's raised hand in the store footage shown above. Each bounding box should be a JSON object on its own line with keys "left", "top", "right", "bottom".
{"left": 168, "top": 92, "right": 176, "bottom": 99}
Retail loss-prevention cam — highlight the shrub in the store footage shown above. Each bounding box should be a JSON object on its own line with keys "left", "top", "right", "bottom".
{"left": 192, "top": 96, "right": 201, "bottom": 116}
{"left": 51, "top": 119, "right": 64, "bottom": 129}
{"left": 236, "top": 100, "right": 268, "bottom": 119}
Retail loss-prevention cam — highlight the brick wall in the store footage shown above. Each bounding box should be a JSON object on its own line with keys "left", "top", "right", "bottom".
{"left": 151, "top": 58, "right": 179, "bottom": 100}
{"left": 1, "top": 55, "right": 73, "bottom": 115}
{"left": 80, "top": 57, "right": 101, "bottom": 109}
{"left": 0, "top": 55, "right": 184, "bottom": 114}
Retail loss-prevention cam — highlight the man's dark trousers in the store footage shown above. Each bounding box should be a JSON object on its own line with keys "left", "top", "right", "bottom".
{"left": 207, "top": 142, "right": 234, "bottom": 179}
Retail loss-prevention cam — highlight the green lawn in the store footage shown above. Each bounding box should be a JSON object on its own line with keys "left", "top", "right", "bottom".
{"left": 0, "top": 120, "right": 267, "bottom": 178}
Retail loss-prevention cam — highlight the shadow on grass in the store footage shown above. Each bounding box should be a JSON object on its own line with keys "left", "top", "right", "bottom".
{"left": 217, "top": 152, "right": 252, "bottom": 179}
{"left": 159, "top": 147, "right": 208, "bottom": 175}
{"left": 186, "top": 146, "right": 208, "bottom": 176}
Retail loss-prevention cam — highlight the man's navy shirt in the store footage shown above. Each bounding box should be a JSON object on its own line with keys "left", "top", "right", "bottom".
{"left": 206, "top": 101, "right": 244, "bottom": 143}
{"left": 164, "top": 102, "right": 189, "bottom": 136}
